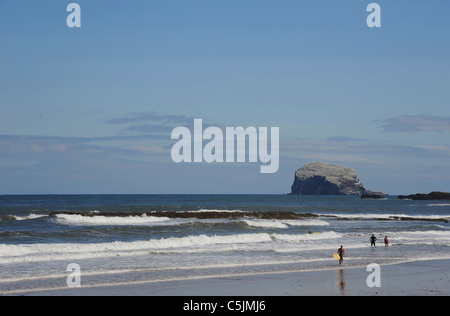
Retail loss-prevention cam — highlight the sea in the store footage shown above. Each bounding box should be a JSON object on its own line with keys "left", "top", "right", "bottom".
{"left": 0, "top": 194, "right": 449, "bottom": 295}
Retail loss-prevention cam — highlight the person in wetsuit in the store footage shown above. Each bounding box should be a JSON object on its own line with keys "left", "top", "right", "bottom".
{"left": 337, "top": 245, "right": 345, "bottom": 266}
{"left": 370, "top": 234, "right": 377, "bottom": 247}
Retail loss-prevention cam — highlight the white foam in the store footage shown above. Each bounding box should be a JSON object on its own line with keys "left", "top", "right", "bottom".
{"left": 272, "top": 231, "right": 341, "bottom": 242}
{"left": 186, "top": 209, "right": 245, "bottom": 213}
{"left": 282, "top": 219, "right": 330, "bottom": 227}
{"left": 242, "top": 219, "right": 289, "bottom": 229}
{"left": 52, "top": 213, "right": 331, "bottom": 229}
{"left": 1, "top": 228, "right": 449, "bottom": 266}
{"left": 0, "top": 231, "right": 347, "bottom": 265}
{"left": 13, "top": 214, "right": 46, "bottom": 221}
{"left": 0, "top": 233, "right": 274, "bottom": 264}
{"left": 388, "top": 230, "right": 450, "bottom": 243}
{"left": 323, "top": 213, "right": 450, "bottom": 221}
{"left": 54, "top": 214, "right": 174, "bottom": 226}
{"left": 241, "top": 219, "right": 329, "bottom": 229}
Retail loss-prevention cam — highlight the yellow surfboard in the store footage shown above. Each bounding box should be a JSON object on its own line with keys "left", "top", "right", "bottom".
{"left": 334, "top": 253, "right": 341, "bottom": 260}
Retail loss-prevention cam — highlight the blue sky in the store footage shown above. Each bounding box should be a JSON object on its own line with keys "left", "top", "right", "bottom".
{"left": 1, "top": 0, "right": 450, "bottom": 194}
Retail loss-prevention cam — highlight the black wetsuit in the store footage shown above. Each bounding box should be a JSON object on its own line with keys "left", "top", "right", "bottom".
{"left": 337, "top": 248, "right": 344, "bottom": 261}
{"left": 370, "top": 236, "right": 377, "bottom": 247}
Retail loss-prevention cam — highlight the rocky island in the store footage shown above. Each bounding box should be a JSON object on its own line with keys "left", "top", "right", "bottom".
{"left": 398, "top": 192, "right": 450, "bottom": 200}
{"left": 290, "top": 161, "right": 384, "bottom": 196}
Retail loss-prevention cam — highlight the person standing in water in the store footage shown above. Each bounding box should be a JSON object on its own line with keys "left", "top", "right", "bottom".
{"left": 384, "top": 236, "right": 389, "bottom": 247}
{"left": 370, "top": 234, "right": 377, "bottom": 247}
{"left": 337, "top": 245, "right": 345, "bottom": 266}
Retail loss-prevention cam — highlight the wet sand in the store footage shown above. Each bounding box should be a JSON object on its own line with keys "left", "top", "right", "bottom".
{"left": 16, "top": 259, "right": 450, "bottom": 296}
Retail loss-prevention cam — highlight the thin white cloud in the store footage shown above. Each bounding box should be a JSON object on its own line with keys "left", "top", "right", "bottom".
{"left": 107, "top": 111, "right": 194, "bottom": 125}
{"left": 379, "top": 115, "right": 450, "bottom": 133}
{"left": 121, "top": 145, "right": 168, "bottom": 155}
{"left": 281, "top": 137, "right": 450, "bottom": 159}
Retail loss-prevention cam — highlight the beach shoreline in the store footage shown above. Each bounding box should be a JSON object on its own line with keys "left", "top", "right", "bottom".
{"left": 10, "top": 258, "right": 450, "bottom": 296}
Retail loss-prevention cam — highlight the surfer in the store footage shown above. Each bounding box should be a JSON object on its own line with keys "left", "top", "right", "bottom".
{"left": 337, "top": 245, "right": 345, "bottom": 266}
{"left": 370, "top": 234, "right": 377, "bottom": 247}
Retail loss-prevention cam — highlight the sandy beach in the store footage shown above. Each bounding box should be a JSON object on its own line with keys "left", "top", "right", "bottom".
{"left": 14, "top": 259, "right": 449, "bottom": 297}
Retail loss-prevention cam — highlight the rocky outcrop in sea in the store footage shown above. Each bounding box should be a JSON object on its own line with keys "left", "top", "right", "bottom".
{"left": 398, "top": 191, "right": 450, "bottom": 200}
{"left": 290, "top": 161, "right": 381, "bottom": 196}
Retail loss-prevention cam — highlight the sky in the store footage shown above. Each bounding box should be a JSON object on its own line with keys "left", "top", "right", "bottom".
{"left": 1, "top": 0, "right": 450, "bottom": 195}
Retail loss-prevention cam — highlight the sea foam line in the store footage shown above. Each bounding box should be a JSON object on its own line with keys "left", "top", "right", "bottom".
{"left": 51, "top": 212, "right": 330, "bottom": 228}
{"left": 0, "top": 258, "right": 336, "bottom": 285}
{"left": 4, "top": 256, "right": 450, "bottom": 296}
{"left": 0, "top": 231, "right": 341, "bottom": 264}
{"left": 322, "top": 213, "right": 450, "bottom": 223}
